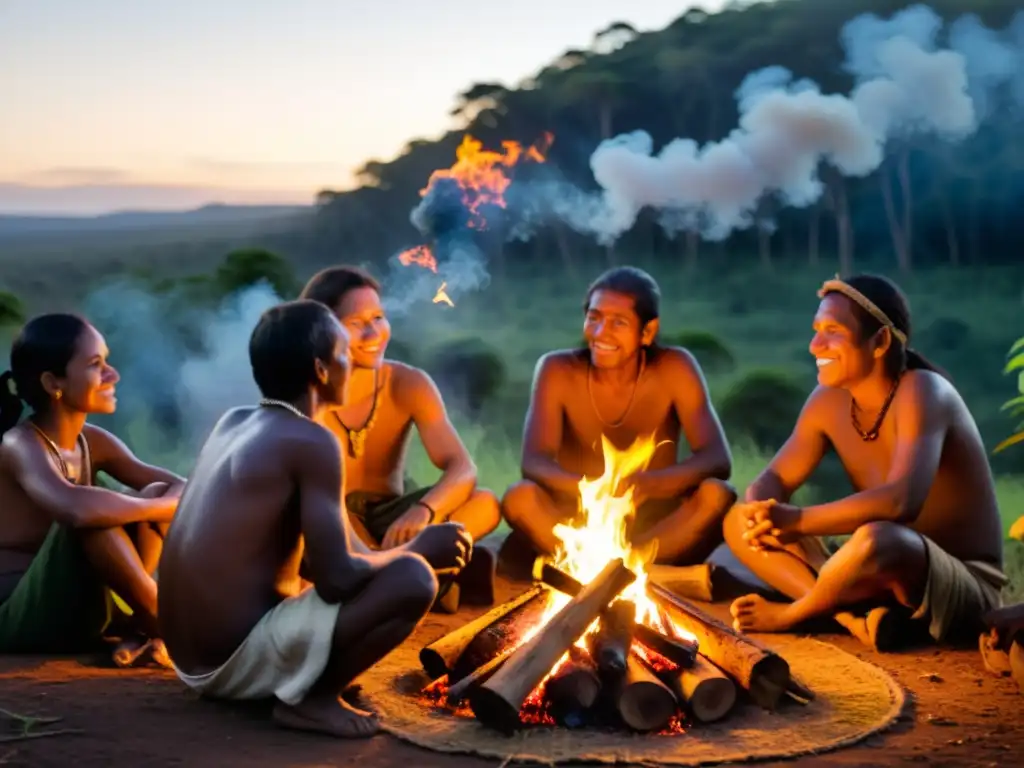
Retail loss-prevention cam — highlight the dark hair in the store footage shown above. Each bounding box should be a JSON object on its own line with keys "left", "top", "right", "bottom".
{"left": 584, "top": 265, "right": 661, "bottom": 328}
{"left": 249, "top": 300, "right": 341, "bottom": 401}
{"left": 826, "top": 274, "right": 949, "bottom": 381}
{"left": 0, "top": 313, "right": 91, "bottom": 437}
{"left": 299, "top": 266, "right": 380, "bottom": 312}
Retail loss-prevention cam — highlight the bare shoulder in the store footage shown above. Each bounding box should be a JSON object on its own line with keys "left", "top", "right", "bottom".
{"left": 652, "top": 346, "right": 702, "bottom": 378}
{"left": 534, "top": 349, "right": 584, "bottom": 385}
{"left": 388, "top": 360, "right": 443, "bottom": 407}
{"left": 0, "top": 422, "right": 35, "bottom": 467}
{"left": 894, "top": 369, "right": 955, "bottom": 415}
{"left": 796, "top": 385, "right": 842, "bottom": 431}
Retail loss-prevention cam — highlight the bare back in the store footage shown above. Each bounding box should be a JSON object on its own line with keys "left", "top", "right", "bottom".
{"left": 811, "top": 371, "right": 1002, "bottom": 565}
{"left": 159, "top": 407, "right": 335, "bottom": 673}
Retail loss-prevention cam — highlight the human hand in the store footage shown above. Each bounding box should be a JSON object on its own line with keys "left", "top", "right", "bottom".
{"left": 739, "top": 499, "right": 802, "bottom": 551}
{"left": 615, "top": 471, "right": 653, "bottom": 506}
{"left": 381, "top": 504, "right": 432, "bottom": 549}
{"left": 405, "top": 521, "right": 473, "bottom": 571}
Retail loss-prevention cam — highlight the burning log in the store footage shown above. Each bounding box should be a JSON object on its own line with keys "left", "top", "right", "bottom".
{"left": 448, "top": 591, "right": 551, "bottom": 684}
{"left": 649, "top": 582, "right": 791, "bottom": 710}
{"left": 588, "top": 599, "right": 636, "bottom": 676}
{"left": 542, "top": 646, "right": 601, "bottom": 728}
{"left": 469, "top": 558, "right": 636, "bottom": 734}
{"left": 614, "top": 652, "right": 679, "bottom": 732}
{"left": 419, "top": 585, "right": 545, "bottom": 679}
{"left": 647, "top": 563, "right": 715, "bottom": 603}
{"left": 669, "top": 654, "right": 737, "bottom": 723}
{"left": 534, "top": 560, "right": 698, "bottom": 668}
{"left": 446, "top": 649, "right": 511, "bottom": 704}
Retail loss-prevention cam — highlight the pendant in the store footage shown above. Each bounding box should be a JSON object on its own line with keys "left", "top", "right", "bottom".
{"left": 348, "top": 429, "right": 367, "bottom": 459}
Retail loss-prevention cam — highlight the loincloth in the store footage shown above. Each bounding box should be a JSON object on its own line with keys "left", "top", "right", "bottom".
{"left": 346, "top": 484, "right": 433, "bottom": 545}
{"left": 910, "top": 534, "right": 1007, "bottom": 643}
{"left": 173, "top": 586, "right": 340, "bottom": 706}
{"left": 0, "top": 524, "right": 112, "bottom": 654}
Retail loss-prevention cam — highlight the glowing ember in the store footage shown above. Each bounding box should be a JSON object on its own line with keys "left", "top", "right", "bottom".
{"left": 420, "top": 132, "right": 553, "bottom": 229}
{"left": 432, "top": 282, "right": 455, "bottom": 307}
{"left": 398, "top": 245, "right": 437, "bottom": 272}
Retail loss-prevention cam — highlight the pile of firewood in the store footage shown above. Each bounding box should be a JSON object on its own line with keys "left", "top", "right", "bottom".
{"left": 418, "top": 558, "right": 810, "bottom": 735}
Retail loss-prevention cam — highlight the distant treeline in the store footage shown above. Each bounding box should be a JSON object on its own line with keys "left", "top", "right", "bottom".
{"left": 312, "top": 0, "right": 1024, "bottom": 278}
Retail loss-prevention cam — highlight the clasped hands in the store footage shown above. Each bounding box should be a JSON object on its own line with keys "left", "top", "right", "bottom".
{"left": 736, "top": 498, "right": 802, "bottom": 552}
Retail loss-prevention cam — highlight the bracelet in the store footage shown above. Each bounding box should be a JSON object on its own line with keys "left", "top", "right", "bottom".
{"left": 415, "top": 501, "right": 437, "bottom": 524}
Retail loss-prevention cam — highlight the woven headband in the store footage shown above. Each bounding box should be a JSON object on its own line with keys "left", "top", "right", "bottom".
{"left": 817, "top": 277, "right": 908, "bottom": 346}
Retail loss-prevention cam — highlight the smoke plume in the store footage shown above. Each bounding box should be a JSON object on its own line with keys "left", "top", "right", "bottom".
{"left": 550, "top": 4, "right": 1024, "bottom": 244}
{"left": 85, "top": 281, "right": 280, "bottom": 470}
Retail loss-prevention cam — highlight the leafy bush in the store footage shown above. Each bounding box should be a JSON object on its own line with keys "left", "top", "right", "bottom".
{"left": 214, "top": 249, "right": 297, "bottom": 300}
{"left": 663, "top": 329, "right": 735, "bottom": 374}
{"left": 719, "top": 368, "right": 806, "bottom": 452}
{"left": 425, "top": 337, "right": 507, "bottom": 417}
{"left": 994, "top": 336, "right": 1024, "bottom": 454}
{"left": 0, "top": 291, "right": 25, "bottom": 327}
{"left": 918, "top": 316, "right": 972, "bottom": 353}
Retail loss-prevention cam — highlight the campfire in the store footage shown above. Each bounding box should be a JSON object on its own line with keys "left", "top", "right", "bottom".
{"left": 397, "top": 132, "right": 553, "bottom": 308}
{"left": 417, "top": 437, "right": 808, "bottom": 735}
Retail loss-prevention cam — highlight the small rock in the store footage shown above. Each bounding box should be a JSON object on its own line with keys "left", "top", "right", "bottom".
{"left": 918, "top": 672, "right": 943, "bottom": 683}
{"left": 925, "top": 714, "right": 958, "bottom": 726}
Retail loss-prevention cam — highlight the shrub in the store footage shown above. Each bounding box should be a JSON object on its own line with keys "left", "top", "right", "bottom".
{"left": 918, "top": 316, "right": 971, "bottom": 353}
{"left": 663, "top": 330, "right": 735, "bottom": 374}
{"left": 719, "top": 368, "right": 806, "bottom": 452}
{"left": 425, "top": 337, "right": 506, "bottom": 417}
{"left": 0, "top": 291, "right": 25, "bottom": 327}
{"left": 214, "top": 249, "right": 297, "bottom": 300}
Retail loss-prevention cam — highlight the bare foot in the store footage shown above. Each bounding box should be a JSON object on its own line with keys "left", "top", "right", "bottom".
{"left": 730, "top": 594, "right": 797, "bottom": 633}
{"left": 984, "top": 603, "right": 1024, "bottom": 648}
{"left": 273, "top": 695, "right": 380, "bottom": 738}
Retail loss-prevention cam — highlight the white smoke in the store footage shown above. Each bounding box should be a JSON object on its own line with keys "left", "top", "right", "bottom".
{"left": 380, "top": 238, "right": 490, "bottom": 318}
{"left": 552, "top": 4, "right": 1023, "bottom": 244}
{"left": 85, "top": 281, "right": 280, "bottom": 461}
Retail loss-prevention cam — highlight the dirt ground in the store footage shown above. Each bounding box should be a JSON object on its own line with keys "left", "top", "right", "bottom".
{"left": 0, "top": 587, "right": 1021, "bottom": 768}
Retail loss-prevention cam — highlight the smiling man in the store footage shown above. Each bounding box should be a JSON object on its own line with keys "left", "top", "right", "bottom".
{"left": 299, "top": 266, "right": 500, "bottom": 610}
{"left": 724, "top": 274, "right": 1006, "bottom": 649}
{"left": 501, "top": 266, "right": 736, "bottom": 567}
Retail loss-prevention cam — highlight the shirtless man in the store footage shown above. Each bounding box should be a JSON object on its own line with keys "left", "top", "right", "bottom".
{"left": 501, "top": 266, "right": 736, "bottom": 566}
{"left": 725, "top": 274, "right": 1006, "bottom": 649}
{"left": 159, "top": 300, "right": 472, "bottom": 738}
{"left": 299, "top": 266, "right": 501, "bottom": 608}
{"left": 0, "top": 313, "right": 183, "bottom": 665}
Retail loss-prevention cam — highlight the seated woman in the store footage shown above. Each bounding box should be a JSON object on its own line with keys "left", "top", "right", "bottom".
{"left": 0, "top": 313, "right": 184, "bottom": 665}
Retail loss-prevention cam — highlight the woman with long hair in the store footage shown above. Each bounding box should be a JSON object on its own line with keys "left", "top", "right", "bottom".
{"left": 0, "top": 313, "right": 184, "bottom": 665}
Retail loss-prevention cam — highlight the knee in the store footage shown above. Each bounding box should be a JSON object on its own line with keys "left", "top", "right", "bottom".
{"left": 722, "top": 503, "right": 747, "bottom": 548}
{"left": 847, "top": 522, "right": 906, "bottom": 575}
{"left": 469, "top": 488, "right": 501, "bottom": 534}
{"left": 500, "top": 480, "right": 538, "bottom": 528}
{"left": 696, "top": 478, "right": 738, "bottom": 519}
{"left": 386, "top": 554, "right": 439, "bottom": 615}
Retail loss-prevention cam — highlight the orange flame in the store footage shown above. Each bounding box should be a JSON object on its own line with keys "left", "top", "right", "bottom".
{"left": 420, "top": 132, "right": 553, "bottom": 229}
{"left": 398, "top": 245, "right": 437, "bottom": 272}
{"left": 433, "top": 282, "right": 454, "bottom": 307}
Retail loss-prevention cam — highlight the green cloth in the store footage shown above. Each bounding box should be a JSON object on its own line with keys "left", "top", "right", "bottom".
{"left": 0, "top": 524, "right": 112, "bottom": 654}
{"left": 347, "top": 485, "right": 432, "bottom": 545}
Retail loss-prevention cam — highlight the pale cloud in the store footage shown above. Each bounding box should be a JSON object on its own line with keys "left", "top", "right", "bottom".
{"left": 24, "top": 166, "right": 132, "bottom": 185}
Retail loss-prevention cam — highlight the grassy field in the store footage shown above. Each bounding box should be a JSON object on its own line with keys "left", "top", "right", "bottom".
{"left": 0, "top": 240, "right": 1021, "bottom": 600}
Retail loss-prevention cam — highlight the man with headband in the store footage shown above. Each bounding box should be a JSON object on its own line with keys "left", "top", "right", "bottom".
{"left": 723, "top": 274, "right": 1006, "bottom": 650}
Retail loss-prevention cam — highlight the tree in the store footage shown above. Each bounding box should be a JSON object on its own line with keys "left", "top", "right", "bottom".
{"left": 0, "top": 291, "right": 25, "bottom": 327}
{"left": 214, "top": 249, "right": 298, "bottom": 300}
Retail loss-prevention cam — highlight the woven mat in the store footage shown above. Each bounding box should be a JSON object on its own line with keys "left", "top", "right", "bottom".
{"left": 359, "top": 595, "right": 906, "bottom": 766}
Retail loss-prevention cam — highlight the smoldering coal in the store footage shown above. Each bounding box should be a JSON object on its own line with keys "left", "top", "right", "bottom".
{"left": 549, "top": 4, "right": 1024, "bottom": 245}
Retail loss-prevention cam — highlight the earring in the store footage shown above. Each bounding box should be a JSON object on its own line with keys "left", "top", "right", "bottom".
{"left": 55, "top": 390, "right": 62, "bottom": 400}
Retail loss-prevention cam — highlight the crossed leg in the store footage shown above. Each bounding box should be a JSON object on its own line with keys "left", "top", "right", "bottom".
{"left": 273, "top": 553, "right": 438, "bottom": 738}
{"left": 725, "top": 518, "right": 927, "bottom": 637}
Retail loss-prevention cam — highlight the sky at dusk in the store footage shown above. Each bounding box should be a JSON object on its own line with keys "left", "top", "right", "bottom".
{"left": 0, "top": 0, "right": 728, "bottom": 215}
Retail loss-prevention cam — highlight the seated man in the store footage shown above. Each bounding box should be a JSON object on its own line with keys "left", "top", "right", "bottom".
{"left": 502, "top": 266, "right": 736, "bottom": 567}
{"left": 299, "top": 266, "right": 501, "bottom": 608}
{"left": 725, "top": 274, "right": 1006, "bottom": 650}
{"left": 0, "top": 313, "right": 184, "bottom": 665}
{"left": 159, "top": 300, "right": 472, "bottom": 738}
